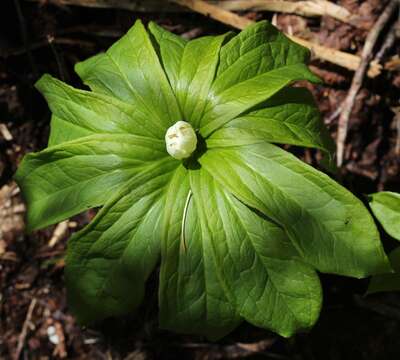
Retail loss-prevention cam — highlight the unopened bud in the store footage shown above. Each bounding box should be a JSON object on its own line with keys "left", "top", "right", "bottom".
{"left": 165, "top": 121, "right": 197, "bottom": 160}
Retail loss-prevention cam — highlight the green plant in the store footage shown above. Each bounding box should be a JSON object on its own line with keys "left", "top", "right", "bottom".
{"left": 368, "top": 191, "right": 400, "bottom": 293}
{"left": 15, "top": 20, "right": 390, "bottom": 339}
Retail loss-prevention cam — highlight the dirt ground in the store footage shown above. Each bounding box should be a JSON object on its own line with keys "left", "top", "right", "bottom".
{"left": 1, "top": 0, "right": 400, "bottom": 359}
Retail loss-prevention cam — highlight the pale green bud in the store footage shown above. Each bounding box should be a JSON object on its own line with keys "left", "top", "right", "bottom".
{"left": 165, "top": 121, "right": 197, "bottom": 160}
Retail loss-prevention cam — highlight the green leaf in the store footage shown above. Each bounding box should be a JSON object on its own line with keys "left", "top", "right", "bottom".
{"left": 206, "top": 87, "right": 334, "bottom": 156}
{"left": 159, "top": 165, "right": 241, "bottom": 340}
{"left": 199, "top": 21, "right": 320, "bottom": 136}
{"left": 15, "top": 134, "right": 167, "bottom": 231}
{"left": 160, "top": 165, "right": 322, "bottom": 339}
{"left": 367, "top": 192, "right": 400, "bottom": 294}
{"left": 189, "top": 168, "right": 321, "bottom": 337}
{"left": 175, "top": 34, "right": 231, "bottom": 128}
{"left": 200, "top": 143, "right": 390, "bottom": 278}
{"left": 66, "top": 159, "right": 178, "bottom": 324}
{"left": 369, "top": 191, "right": 400, "bottom": 241}
{"left": 215, "top": 21, "right": 313, "bottom": 93}
{"left": 201, "top": 65, "right": 319, "bottom": 137}
{"left": 148, "top": 22, "right": 187, "bottom": 92}
{"left": 368, "top": 247, "right": 400, "bottom": 293}
{"left": 36, "top": 74, "right": 162, "bottom": 145}
{"left": 75, "top": 20, "right": 181, "bottom": 132}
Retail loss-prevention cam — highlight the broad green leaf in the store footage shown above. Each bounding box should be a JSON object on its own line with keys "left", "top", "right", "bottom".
{"left": 159, "top": 166, "right": 240, "bottom": 340}
{"left": 66, "top": 159, "right": 178, "bottom": 324}
{"left": 368, "top": 247, "right": 400, "bottom": 293}
{"left": 206, "top": 87, "right": 334, "bottom": 156}
{"left": 199, "top": 21, "right": 320, "bottom": 136}
{"left": 175, "top": 34, "right": 230, "bottom": 128}
{"left": 189, "top": 168, "right": 322, "bottom": 337}
{"left": 75, "top": 20, "right": 181, "bottom": 132}
{"left": 369, "top": 191, "right": 400, "bottom": 241}
{"left": 148, "top": 22, "right": 187, "bottom": 92}
{"left": 215, "top": 21, "right": 311, "bottom": 93}
{"left": 200, "top": 143, "right": 390, "bottom": 278}
{"left": 201, "top": 64, "right": 320, "bottom": 137}
{"left": 15, "top": 134, "right": 167, "bottom": 231}
{"left": 48, "top": 115, "right": 90, "bottom": 146}
{"left": 36, "top": 74, "right": 161, "bottom": 146}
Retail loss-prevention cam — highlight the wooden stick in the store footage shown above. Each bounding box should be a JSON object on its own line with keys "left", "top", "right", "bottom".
{"left": 28, "top": 0, "right": 354, "bottom": 25}
{"left": 374, "top": 18, "right": 400, "bottom": 63}
{"left": 1, "top": 37, "right": 95, "bottom": 58}
{"left": 225, "top": 0, "right": 354, "bottom": 24}
{"left": 173, "top": 0, "right": 254, "bottom": 29}
{"left": 14, "top": 298, "right": 37, "bottom": 360}
{"left": 0, "top": 123, "right": 13, "bottom": 141}
{"left": 48, "top": 220, "right": 69, "bottom": 247}
{"left": 336, "top": 0, "right": 398, "bottom": 167}
{"left": 171, "top": 0, "right": 381, "bottom": 77}
{"left": 394, "top": 107, "right": 400, "bottom": 155}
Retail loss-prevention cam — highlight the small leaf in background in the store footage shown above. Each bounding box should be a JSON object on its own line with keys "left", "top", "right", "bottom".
{"left": 369, "top": 191, "right": 400, "bottom": 241}
{"left": 368, "top": 191, "right": 400, "bottom": 294}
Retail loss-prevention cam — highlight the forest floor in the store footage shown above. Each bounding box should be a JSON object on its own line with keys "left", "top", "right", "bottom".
{"left": 1, "top": 0, "right": 400, "bottom": 359}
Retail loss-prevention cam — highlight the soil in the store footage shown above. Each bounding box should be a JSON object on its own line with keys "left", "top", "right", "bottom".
{"left": 1, "top": 1, "right": 400, "bottom": 359}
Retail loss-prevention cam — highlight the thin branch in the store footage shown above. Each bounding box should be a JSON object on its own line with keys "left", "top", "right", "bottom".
{"left": 226, "top": 0, "right": 355, "bottom": 25}
{"left": 48, "top": 220, "right": 69, "bottom": 247}
{"left": 374, "top": 18, "right": 400, "bottom": 63}
{"left": 336, "top": 0, "right": 398, "bottom": 167}
{"left": 173, "top": 0, "right": 254, "bottom": 29}
{"left": 392, "top": 106, "right": 400, "bottom": 155}
{"left": 27, "top": 0, "right": 355, "bottom": 25}
{"left": 0, "top": 37, "right": 95, "bottom": 58}
{"left": 47, "top": 35, "right": 68, "bottom": 81}
{"left": 14, "top": 298, "right": 37, "bottom": 360}
{"left": 0, "top": 123, "right": 13, "bottom": 141}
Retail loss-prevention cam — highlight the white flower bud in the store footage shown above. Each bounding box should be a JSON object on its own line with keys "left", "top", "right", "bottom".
{"left": 165, "top": 121, "right": 197, "bottom": 160}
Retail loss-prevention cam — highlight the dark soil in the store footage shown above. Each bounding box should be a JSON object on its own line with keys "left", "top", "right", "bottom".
{"left": 1, "top": 1, "right": 400, "bottom": 359}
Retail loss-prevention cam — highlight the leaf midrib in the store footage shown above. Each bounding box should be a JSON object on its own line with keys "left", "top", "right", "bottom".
{"left": 104, "top": 52, "right": 171, "bottom": 135}
{"left": 217, "top": 27, "right": 280, "bottom": 79}
{"left": 224, "top": 148, "right": 368, "bottom": 273}
{"left": 50, "top": 91, "right": 160, "bottom": 139}
{"left": 221, "top": 189, "right": 310, "bottom": 328}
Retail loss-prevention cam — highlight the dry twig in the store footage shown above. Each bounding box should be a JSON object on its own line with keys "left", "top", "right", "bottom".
{"left": 392, "top": 106, "right": 400, "bottom": 155}
{"left": 14, "top": 298, "right": 37, "bottom": 360}
{"left": 230, "top": 1, "right": 353, "bottom": 24}
{"left": 336, "top": 0, "right": 399, "bottom": 166}
{"left": 1, "top": 37, "right": 95, "bottom": 58}
{"left": 374, "top": 18, "right": 400, "bottom": 63}
{"left": 0, "top": 123, "right": 13, "bottom": 141}
{"left": 28, "top": 0, "right": 355, "bottom": 25}
{"left": 48, "top": 220, "right": 69, "bottom": 247}
{"left": 170, "top": 0, "right": 381, "bottom": 76}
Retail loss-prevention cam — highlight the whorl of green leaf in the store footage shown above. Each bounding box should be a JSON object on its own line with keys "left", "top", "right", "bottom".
{"left": 15, "top": 20, "right": 390, "bottom": 339}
